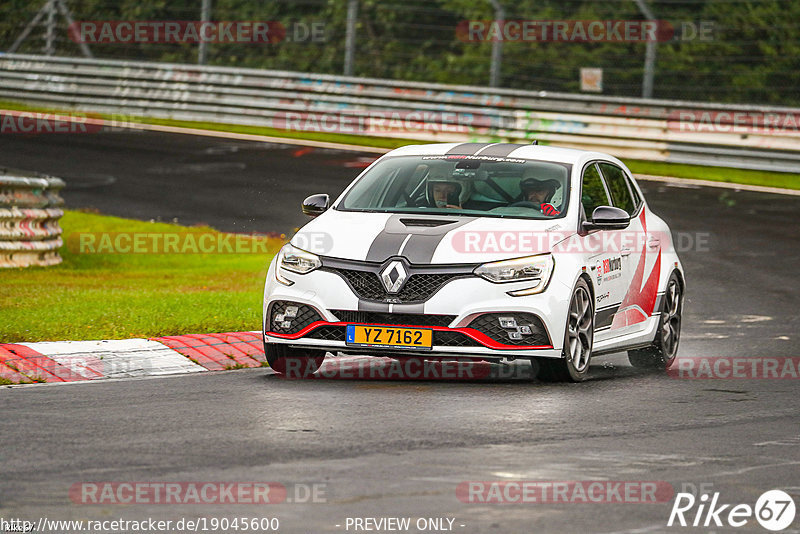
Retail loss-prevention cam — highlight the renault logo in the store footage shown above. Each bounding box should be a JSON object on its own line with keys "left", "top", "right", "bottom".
{"left": 380, "top": 260, "right": 407, "bottom": 294}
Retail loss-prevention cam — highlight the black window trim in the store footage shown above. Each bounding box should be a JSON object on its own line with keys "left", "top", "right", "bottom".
{"left": 596, "top": 160, "right": 643, "bottom": 218}
{"left": 578, "top": 160, "right": 612, "bottom": 226}
{"left": 621, "top": 166, "right": 645, "bottom": 214}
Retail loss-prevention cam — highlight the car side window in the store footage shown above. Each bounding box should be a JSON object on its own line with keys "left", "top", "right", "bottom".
{"left": 599, "top": 163, "right": 636, "bottom": 215}
{"left": 625, "top": 173, "right": 642, "bottom": 210}
{"left": 581, "top": 163, "right": 610, "bottom": 218}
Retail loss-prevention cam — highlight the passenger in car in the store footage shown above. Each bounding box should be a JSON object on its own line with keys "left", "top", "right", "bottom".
{"left": 424, "top": 165, "right": 472, "bottom": 209}
{"left": 519, "top": 171, "right": 562, "bottom": 216}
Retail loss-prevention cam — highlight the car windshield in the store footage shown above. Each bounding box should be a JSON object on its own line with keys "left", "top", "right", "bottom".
{"left": 337, "top": 155, "right": 571, "bottom": 219}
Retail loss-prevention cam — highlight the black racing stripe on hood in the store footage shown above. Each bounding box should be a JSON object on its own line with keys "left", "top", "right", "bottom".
{"left": 365, "top": 215, "right": 476, "bottom": 264}
{"left": 366, "top": 231, "right": 408, "bottom": 263}
{"left": 445, "top": 143, "right": 490, "bottom": 155}
{"left": 477, "top": 143, "right": 528, "bottom": 157}
{"left": 400, "top": 234, "right": 446, "bottom": 265}
{"left": 401, "top": 217, "right": 475, "bottom": 264}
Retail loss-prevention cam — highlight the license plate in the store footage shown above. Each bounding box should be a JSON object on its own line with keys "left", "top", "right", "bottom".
{"left": 345, "top": 325, "right": 432, "bottom": 350}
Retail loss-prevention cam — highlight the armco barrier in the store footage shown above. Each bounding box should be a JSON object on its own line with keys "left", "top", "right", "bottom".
{"left": 0, "top": 54, "right": 799, "bottom": 172}
{"left": 0, "top": 172, "right": 65, "bottom": 268}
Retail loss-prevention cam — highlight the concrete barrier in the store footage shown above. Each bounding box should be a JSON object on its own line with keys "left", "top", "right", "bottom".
{"left": 1, "top": 54, "right": 798, "bottom": 172}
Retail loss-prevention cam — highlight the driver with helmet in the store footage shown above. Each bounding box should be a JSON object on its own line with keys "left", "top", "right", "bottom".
{"left": 425, "top": 164, "right": 472, "bottom": 209}
{"left": 519, "top": 168, "right": 561, "bottom": 216}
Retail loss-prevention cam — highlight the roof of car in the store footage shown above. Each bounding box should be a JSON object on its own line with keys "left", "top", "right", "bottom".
{"left": 385, "top": 142, "right": 613, "bottom": 166}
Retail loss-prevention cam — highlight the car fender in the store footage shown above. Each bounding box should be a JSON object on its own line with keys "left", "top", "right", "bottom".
{"left": 645, "top": 211, "right": 686, "bottom": 294}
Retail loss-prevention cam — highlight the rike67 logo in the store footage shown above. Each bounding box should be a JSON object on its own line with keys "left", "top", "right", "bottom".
{"left": 668, "top": 489, "right": 796, "bottom": 531}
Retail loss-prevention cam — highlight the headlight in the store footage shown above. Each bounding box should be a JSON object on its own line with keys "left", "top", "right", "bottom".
{"left": 275, "top": 243, "right": 321, "bottom": 285}
{"left": 474, "top": 254, "right": 554, "bottom": 295}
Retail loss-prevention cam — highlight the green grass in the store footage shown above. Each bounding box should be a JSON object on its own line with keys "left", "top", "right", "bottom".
{"left": 623, "top": 159, "right": 800, "bottom": 190}
{"left": 0, "top": 100, "right": 419, "bottom": 150}
{"left": 0, "top": 210, "right": 281, "bottom": 342}
{"left": 142, "top": 117, "right": 422, "bottom": 150}
{"left": 2, "top": 99, "right": 799, "bottom": 190}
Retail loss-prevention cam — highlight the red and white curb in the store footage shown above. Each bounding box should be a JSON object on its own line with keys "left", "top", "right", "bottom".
{"left": 1, "top": 332, "right": 540, "bottom": 385}
{"left": 0, "top": 331, "right": 267, "bottom": 385}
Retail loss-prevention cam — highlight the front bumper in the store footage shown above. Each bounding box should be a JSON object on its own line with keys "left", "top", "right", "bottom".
{"left": 263, "top": 259, "right": 569, "bottom": 359}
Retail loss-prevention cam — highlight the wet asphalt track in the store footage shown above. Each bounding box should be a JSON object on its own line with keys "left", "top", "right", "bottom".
{"left": 0, "top": 131, "right": 799, "bottom": 533}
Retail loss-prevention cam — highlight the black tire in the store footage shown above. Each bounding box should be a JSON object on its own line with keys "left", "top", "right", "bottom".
{"left": 628, "top": 272, "right": 683, "bottom": 370}
{"left": 537, "top": 278, "right": 594, "bottom": 382}
{"left": 263, "top": 341, "right": 326, "bottom": 377}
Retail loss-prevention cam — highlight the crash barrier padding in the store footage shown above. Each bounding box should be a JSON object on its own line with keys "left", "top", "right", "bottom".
{"left": 1, "top": 54, "right": 799, "bottom": 172}
{"left": 0, "top": 172, "right": 65, "bottom": 268}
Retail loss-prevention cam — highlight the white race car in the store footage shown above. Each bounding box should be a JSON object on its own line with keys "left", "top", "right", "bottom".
{"left": 263, "top": 143, "right": 684, "bottom": 382}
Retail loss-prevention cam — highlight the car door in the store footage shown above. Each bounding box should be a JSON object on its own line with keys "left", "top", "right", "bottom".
{"left": 597, "top": 162, "right": 654, "bottom": 337}
{"left": 578, "top": 162, "right": 626, "bottom": 343}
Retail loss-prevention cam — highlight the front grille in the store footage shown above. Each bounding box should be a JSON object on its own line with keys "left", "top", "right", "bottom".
{"left": 433, "top": 330, "right": 481, "bottom": 347}
{"left": 467, "top": 313, "right": 550, "bottom": 346}
{"left": 334, "top": 269, "right": 383, "bottom": 298}
{"left": 331, "top": 310, "right": 455, "bottom": 328}
{"left": 305, "top": 325, "right": 345, "bottom": 341}
{"left": 402, "top": 273, "right": 462, "bottom": 302}
{"left": 328, "top": 268, "right": 464, "bottom": 303}
{"left": 268, "top": 301, "right": 322, "bottom": 335}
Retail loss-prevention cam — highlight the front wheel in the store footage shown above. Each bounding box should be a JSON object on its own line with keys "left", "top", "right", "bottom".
{"left": 537, "top": 278, "right": 594, "bottom": 382}
{"left": 263, "top": 341, "right": 326, "bottom": 377}
{"left": 628, "top": 272, "right": 683, "bottom": 370}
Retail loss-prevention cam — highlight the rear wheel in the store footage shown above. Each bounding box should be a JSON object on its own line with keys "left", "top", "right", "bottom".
{"left": 263, "top": 341, "right": 325, "bottom": 377}
{"left": 537, "top": 278, "right": 594, "bottom": 382}
{"left": 628, "top": 272, "right": 682, "bottom": 370}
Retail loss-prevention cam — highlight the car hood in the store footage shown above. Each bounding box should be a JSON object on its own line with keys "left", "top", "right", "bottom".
{"left": 291, "top": 210, "right": 575, "bottom": 264}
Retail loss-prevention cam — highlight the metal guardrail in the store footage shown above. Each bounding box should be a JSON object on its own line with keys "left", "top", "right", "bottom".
{"left": 0, "top": 54, "right": 799, "bottom": 172}
{"left": 0, "top": 171, "right": 64, "bottom": 268}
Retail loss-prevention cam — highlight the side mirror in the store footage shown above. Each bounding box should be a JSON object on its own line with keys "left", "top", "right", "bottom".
{"left": 302, "top": 194, "right": 329, "bottom": 217}
{"left": 582, "top": 206, "right": 630, "bottom": 232}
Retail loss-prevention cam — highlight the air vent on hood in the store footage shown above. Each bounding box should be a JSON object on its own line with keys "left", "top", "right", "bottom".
{"left": 399, "top": 218, "right": 457, "bottom": 228}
